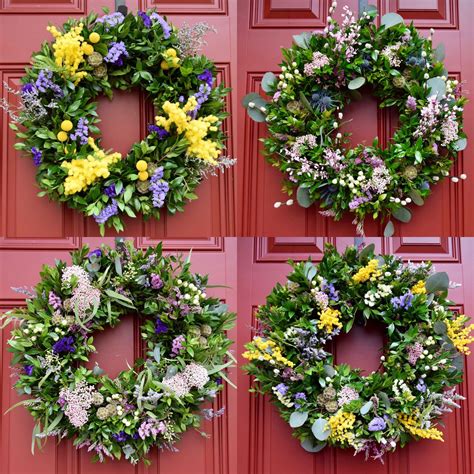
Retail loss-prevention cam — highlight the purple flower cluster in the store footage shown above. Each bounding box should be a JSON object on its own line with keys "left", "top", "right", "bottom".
{"left": 52, "top": 335, "right": 76, "bottom": 354}
{"left": 416, "top": 378, "right": 427, "bottom": 392}
{"left": 150, "top": 273, "right": 163, "bottom": 290}
{"left": 104, "top": 185, "right": 118, "bottom": 198}
{"left": 31, "top": 147, "right": 42, "bottom": 166}
{"left": 150, "top": 12, "right": 171, "bottom": 39}
{"left": 104, "top": 41, "right": 129, "bottom": 66}
{"left": 112, "top": 431, "right": 130, "bottom": 442}
{"left": 138, "top": 10, "right": 152, "bottom": 28}
{"left": 198, "top": 69, "right": 213, "bottom": 88}
{"left": 406, "top": 95, "right": 417, "bottom": 111}
{"left": 391, "top": 292, "right": 414, "bottom": 310}
{"left": 21, "top": 83, "right": 35, "bottom": 94}
{"left": 88, "top": 248, "right": 102, "bottom": 259}
{"left": 94, "top": 199, "right": 119, "bottom": 225}
{"left": 294, "top": 392, "right": 307, "bottom": 409}
{"left": 24, "top": 365, "right": 34, "bottom": 376}
{"left": 70, "top": 118, "right": 89, "bottom": 145}
{"left": 48, "top": 291, "right": 62, "bottom": 310}
{"left": 148, "top": 124, "right": 169, "bottom": 140}
{"left": 155, "top": 318, "right": 168, "bottom": 334}
{"left": 171, "top": 335, "right": 185, "bottom": 356}
{"left": 321, "top": 279, "right": 339, "bottom": 301}
{"left": 275, "top": 383, "right": 289, "bottom": 395}
{"left": 35, "top": 69, "right": 63, "bottom": 97}
{"left": 368, "top": 416, "right": 387, "bottom": 432}
{"left": 96, "top": 12, "right": 125, "bottom": 30}
{"left": 150, "top": 167, "right": 169, "bottom": 208}
{"left": 349, "top": 194, "right": 370, "bottom": 210}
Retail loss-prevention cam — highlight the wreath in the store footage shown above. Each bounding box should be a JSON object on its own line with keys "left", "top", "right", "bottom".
{"left": 243, "top": 243, "right": 474, "bottom": 461}
{"left": 4, "top": 8, "right": 233, "bottom": 234}
{"left": 2, "top": 240, "right": 235, "bottom": 465}
{"left": 242, "top": 3, "right": 467, "bottom": 236}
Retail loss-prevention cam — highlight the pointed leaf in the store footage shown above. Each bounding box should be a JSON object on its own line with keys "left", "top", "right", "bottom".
{"left": 409, "top": 190, "right": 424, "bottom": 206}
{"left": 360, "top": 400, "right": 373, "bottom": 415}
{"left": 299, "top": 91, "right": 314, "bottom": 114}
{"left": 289, "top": 411, "right": 309, "bottom": 428}
{"left": 384, "top": 220, "right": 395, "bottom": 237}
{"left": 348, "top": 77, "right": 366, "bottom": 90}
{"left": 392, "top": 207, "right": 412, "bottom": 223}
{"left": 312, "top": 418, "right": 331, "bottom": 441}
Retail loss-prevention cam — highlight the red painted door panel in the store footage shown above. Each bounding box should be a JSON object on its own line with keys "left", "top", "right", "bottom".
{"left": 237, "top": 0, "right": 474, "bottom": 236}
{"left": 0, "top": 0, "right": 237, "bottom": 239}
{"left": 0, "top": 237, "right": 237, "bottom": 474}
{"left": 237, "top": 237, "right": 474, "bottom": 474}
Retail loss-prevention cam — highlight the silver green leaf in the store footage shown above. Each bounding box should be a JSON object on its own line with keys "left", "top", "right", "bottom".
{"left": 392, "top": 206, "right": 412, "bottom": 223}
{"left": 384, "top": 220, "right": 395, "bottom": 237}
{"left": 262, "top": 72, "right": 277, "bottom": 93}
{"left": 348, "top": 77, "right": 366, "bottom": 90}
{"left": 360, "top": 400, "right": 373, "bottom": 415}
{"left": 301, "top": 439, "right": 327, "bottom": 453}
{"left": 381, "top": 12, "right": 404, "bottom": 28}
{"left": 425, "top": 272, "right": 449, "bottom": 293}
{"left": 453, "top": 137, "right": 467, "bottom": 151}
{"left": 426, "top": 77, "right": 446, "bottom": 99}
{"left": 289, "top": 411, "right": 308, "bottom": 428}
{"left": 311, "top": 418, "right": 331, "bottom": 441}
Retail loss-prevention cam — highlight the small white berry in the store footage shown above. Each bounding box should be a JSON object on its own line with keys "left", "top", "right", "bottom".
{"left": 460, "top": 173, "right": 467, "bottom": 180}
{"left": 333, "top": 122, "right": 338, "bottom": 128}
{"left": 274, "top": 201, "right": 281, "bottom": 209}
{"left": 286, "top": 199, "right": 294, "bottom": 206}
{"left": 451, "top": 177, "right": 459, "bottom": 183}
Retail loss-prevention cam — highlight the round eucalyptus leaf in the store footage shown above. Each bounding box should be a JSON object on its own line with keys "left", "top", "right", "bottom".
{"left": 289, "top": 411, "right": 309, "bottom": 428}
{"left": 296, "top": 186, "right": 315, "bottom": 208}
{"left": 301, "top": 439, "right": 327, "bottom": 453}
{"left": 381, "top": 12, "right": 404, "bottom": 28}
{"left": 311, "top": 418, "right": 331, "bottom": 441}
{"left": 348, "top": 77, "right": 366, "bottom": 90}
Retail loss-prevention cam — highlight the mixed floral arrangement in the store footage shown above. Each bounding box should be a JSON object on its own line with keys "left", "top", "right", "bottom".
{"left": 1, "top": 240, "right": 235, "bottom": 464}
{"left": 242, "top": 3, "right": 467, "bottom": 235}
{"left": 243, "top": 243, "right": 473, "bottom": 461}
{"left": 3, "top": 9, "right": 233, "bottom": 234}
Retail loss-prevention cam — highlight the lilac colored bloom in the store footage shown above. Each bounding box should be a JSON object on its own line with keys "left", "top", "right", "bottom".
{"left": 150, "top": 273, "right": 163, "bottom": 290}
{"left": 112, "top": 431, "right": 129, "bottom": 442}
{"left": 190, "top": 83, "right": 211, "bottom": 117}
{"left": 216, "top": 377, "right": 223, "bottom": 385}
{"left": 149, "top": 12, "right": 171, "bottom": 39}
{"left": 391, "top": 292, "right": 414, "bottom": 310}
{"left": 104, "top": 41, "right": 129, "bottom": 66}
{"left": 57, "top": 397, "right": 66, "bottom": 407}
{"left": 96, "top": 12, "right": 125, "bottom": 30}
{"left": 416, "top": 378, "right": 427, "bottom": 392}
{"left": 406, "top": 95, "right": 417, "bottom": 111}
{"left": 70, "top": 118, "right": 89, "bottom": 145}
{"left": 275, "top": 383, "right": 288, "bottom": 395}
{"left": 103, "top": 185, "right": 117, "bottom": 198}
{"left": 138, "top": 10, "right": 152, "bottom": 28}
{"left": 171, "top": 335, "right": 185, "bottom": 355}
{"left": 31, "top": 147, "right": 42, "bottom": 166}
{"left": 48, "top": 291, "right": 62, "bottom": 310}
{"left": 148, "top": 124, "right": 169, "bottom": 140}
{"left": 407, "top": 341, "right": 423, "bottom": 365}
{"left": 138, "top": 418, "right": 166, "bottom": 439}
{"left": 150, "top": 167, "right": 169, "bottom": 208}
{"left": 198, "top": 69, "right": 213, "bottom": 88}
{"left": 368, "top": 416, "right": 387, "bottom": 432}
{"left": 155, "top": 318, "right": 168, "bottom": 334}
{"left": 24, "top": 365, "right": 34, "bottom": 376}
{"left": 21, "top": 83, "right": 35, "bottom": 94}
{"left": 321, "top": 279, "right": 339, "bottom": 301}
{"left": 294, "top": 392, "right": 307, "bottom": 409}
{"left": 35, "top": 69, "right": 63, "bottom": 97}
{"left": 52, "top": 335, "right": 76, "bottom": 354}
{"left": 94, "top": 199, "right": 119, "bottom": 225}
{"left": 88, "top": 249, "right": 102, "bottom": 259}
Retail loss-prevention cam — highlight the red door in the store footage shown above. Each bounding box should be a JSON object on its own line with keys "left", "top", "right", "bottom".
{"left": 0, "top": 237, "right": 237, "bottom": 474}
{"left": 0, "top": 0, "right": 237, "bottom": 239}
{"left": 237, "top": 237, "right": 474, "bottom": 474}
{"left": 237, "top": 0, "right": 474, "bottom": 237}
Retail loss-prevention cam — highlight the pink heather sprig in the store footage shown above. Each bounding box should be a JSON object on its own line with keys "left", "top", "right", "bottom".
{"left": 407, "top": 341, "right": 423, "bottom": 365}
{"left": 183, "top": 363, "right": 209, "bottom": 389}
{"left": 138, "top": 418, "right": 166, "bottom": 440}
{"left": 171, "top": 335, "right": 185, "bottom": 356}
{"left": 284, "top": 135, "right": 328, "bottom": 181}
{"left": 162, "top": 373, "right": 190, "bottom": 397}
{"left": 441, "top": 109, "right": 459, "bottom": 146}
{"left": 324, "top": 148, "right": 346, "bottom": 172}
{"left": 414, "top": 96, "right": 441, "bottom": 138}
{"left": 303, "top": 52, "right": 330, "bottom": 76}
{"left": 327, "top": 6, "right": 361, "bottom": 61}
{"left": 337, "top": 385, "right": 359, "bottom": 406}
{"left": 48, "top": 291, "right": 62, "bottom": 310}
{"left": 59, "top": 381, "right": 95, "bottom": 428}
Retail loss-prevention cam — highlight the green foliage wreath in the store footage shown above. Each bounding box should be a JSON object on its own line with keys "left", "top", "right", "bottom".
{"left": 2, "top": 240, "right": 235, "bottom": 465}
{"left": 243, "top": 3, "right": 467, "bottom": 235}
{"left": 244, "top": 243, "right": 473, "bottom": 460}
{"left": 5, "top": 8, "right": 233, "bottom": 234}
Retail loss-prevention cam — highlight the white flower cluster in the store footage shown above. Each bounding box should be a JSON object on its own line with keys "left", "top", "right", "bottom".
{"left": 392, "top": 379, "right": 415, "bottom": 401}
{"left": 272, "top": 386, "right": 294, "bottom": 408}
{"left": 363, "top": 283, "right": 393, "bottom": 307}
{"left": 177, "top": 279, "right": 206, "bottom": 306}
{"left": 162, "top": 364, "right": 210, "bottom": 398}
{"left": 277, "top": 62, "right": 302, "bottom": 90}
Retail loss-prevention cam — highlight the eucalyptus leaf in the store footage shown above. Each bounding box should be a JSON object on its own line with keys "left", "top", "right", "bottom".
{"left": 425, "top": 272, "right": 449, "bottom": 293}
{"left": 261, "top": 71, "right": 277, "bottom": 93}
{"left": 248, "top": 107, "right": 266, "bottom": 122}
{"left": 408, "top": 190, "right": 424, "bottom": 206}
{"left": 381, "top": 12, "right": 404, "bottom": 28}
{"left": 301, "top": 439, "right": 327, "bottom": 453}
{"left": 304, "top": 261, "right": 317, "bottom": 281}
{"left": 311, "top": 418, "right": 331, "bottom": 441}
{"left": 384, "top": 220, "right": 395, "bottom": 237}
{"left": 296, "top": 186, "right": 314, "bottom": 208}
{"left": 323, "top": 364, "right": 336, "bottom": 377}
{"left": 433, "top": 321, "right": 447, "bottom": 335}
{"left": 153, "top": 345, "right": 161, "bottom": 363}
{"left": 453, "top": 137, "right": 467, "bottom": 151}
{"left": 348, "top": 77, "right": 366, "bottom": 90}
{"left": 289, "top": 411, "right": 308, "bottom": 428}
{"left": 378, "top": 392, "right": 391, "bottom": 407}
{"left": 360, "top": 400, "right": 373, "bottom": 415}
{"left": 426, "top": 77, "right": 446, "bottom": 99}
{"left": 433, "top": 43, "right": 445, "bottom": 62}
{"left": 392, "top": 206, "right": 412, "bottom": 223}
{"left": 241, "top": 92, "right": 264, "bottom": 108}
{"left": 293, "top": 32, "right": 312, "bottom": 49}
{"left": 359, "top": 243, "right": 375, "bottom": 261}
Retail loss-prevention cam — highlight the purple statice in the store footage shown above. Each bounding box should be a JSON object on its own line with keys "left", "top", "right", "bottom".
{"left": 21, "top": 83, "right": 35, "bottom": 94}
{"left": 104, "top": 185, "right": 117, "bottom": 198}
{"left": 112, "top": 431, "right": 129, "bottom": 442}
{"left": 368, "top": 417, "right": 387, "bottom": 432}
{"left": 48, "top": 291, "right": 62, "bottom": 310}
{"left": 155, "top": 318, "right": 168, "bottom": 334}
{"left": 137, "top": 10, "right": 152, "bottom": 28}
{"left": 138, "top": 418, "right": 166, "bottom": 440}
{"left": 294, "top": 392, "right": 307, "bottom": 409}
{"left": 189, "top": 83, "right": 211, "bottom": 118}
{"left": 275, "top": 383, "right": 289, "bottom": 395}
{"left": 349, "top": 195, "right": 370, "bottom": 210}
{"left": 150, "top": 167, "right": 169, "bottom": 208}
{"left": 35, "top": 69, "right": 63, "bottom": 97}
{"left": 197, "top": 69, "right": 213, "bottom": 88}
{"left": 171, "top": 335, "right": 185, "bottom": 356}
{"left": 104, "top": 41, "right": 129, "bottom": 66}
{"left": 88, "top": 248, "right": 102, "bottom": 259}
{"left": 416, "top": 378, "right": 427, "bottom": 393}
{"left": 94, "top": 199, "right": 118, "bottom": 225}
{"left": 52, "top": 335, "right": 76, "bottom": 354}
{"left": 407, "top": 341, "right": 423, "bottom": 365}
{"left": 291, "top": 327, "right": 329, "bottom": 361}
{"left": 406, "top": 95, "right": 417, "bottom": 111}
{"left": 150, "top": 12, "right": 171, "bottom": 39}
{"left": 391, "top": 292, "right": 414, "bottom": 310}
{"left": 148, "top": 124, "right": 169, "bottom": 140}
{"left": 150, "top": 273, "right": 163, "bottom": 290}
{"left": 57, "top": 397, "right": 66, "bottom": 407}
{"left": 31, "top": 147, "right": 42, "bottom": 166}
{"left": 70, "top": 118, "right": 89, "bottom": 145}
{"left": 95, "top": 12, "right": 125, "bottom": 30}
{"left": 24, "top": 365, "right": 34, "bottom": 376}
{"left": 414, "top": 96, "right": 441, "bottom": 138}
{"left": 321, "top": 279, "right": 339, "bottom": 301}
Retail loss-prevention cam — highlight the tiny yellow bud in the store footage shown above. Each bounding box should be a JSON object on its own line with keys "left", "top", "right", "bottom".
{"left": 61, "top": 120, "right": 73, "bottom": 132}
{"left": 89, "top": 32, "right": 100, "bottom": 44}
{"left": 57, "top": 131, "right": 68, "bottom": 142}
{"left": 165, "top": 48, "right": 177, "bottom": 57}
{"left": 82, "top": 43, "right": 94, "bottom": 55}
{"left": 170, "top": 57, "right": 180, "bottom": 67}
{"left": 136, "top": 160, "right": 148, "bottom": 172}
{"left": 161, "top": 60, "right": 170, "bottom": 70}
{"left": 138, "top": 171, "right": 149, "bottom": 181}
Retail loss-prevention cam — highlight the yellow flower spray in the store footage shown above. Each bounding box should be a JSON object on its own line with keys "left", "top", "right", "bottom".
{"left": 328, "top": 411, "right": 356, "bottom": 444}
{"left": 61, "top": 138, "right": 121, "bottom": 195}
{"left": 155, "top": 97, "right": 221, "bottom": 164}
{"left": 411, "top": 280, "right": 426, "bottom": 295}
{"left": 352, "top": 259, "right": 381, "bottom": 283}
{"left": 243, "top": 337, "right": 294, "bottom": 368}
{"left": 317, "top": 308, "right": 342, "bottom": 333}
{"left": 397, "top": 412, "right": 444, "bottom": 441}
{"left": 445, "top": 314, "right": 474, "bottom": 355}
